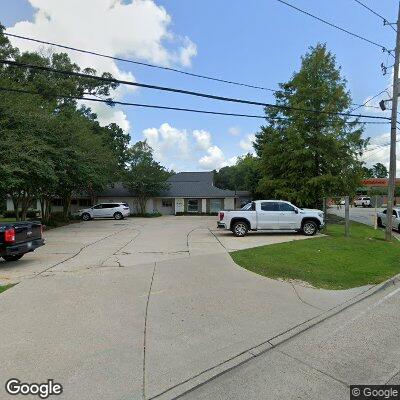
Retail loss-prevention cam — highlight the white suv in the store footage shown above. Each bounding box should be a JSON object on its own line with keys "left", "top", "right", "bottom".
{"left": 78, "top": 203, "right": 130, "bottom": 221}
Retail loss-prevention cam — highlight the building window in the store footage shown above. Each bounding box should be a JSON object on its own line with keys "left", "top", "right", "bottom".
{"left": 52, "top": 198, "right": 64, "bottom": 207}
{"left": 79, "top": 198, "right": 92, "bottom": 207}
{"left": 210, "top": 199, "right": 222, "bottom": 213}
{"left": 187, "top": 199, "right": 199, "bottom": 212}
{"left": 162, "top": 199, "right": 173, "bottom": 207}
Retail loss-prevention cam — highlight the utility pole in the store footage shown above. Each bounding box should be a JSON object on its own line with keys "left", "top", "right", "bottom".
{"left": 385, "top": 2, "right": 400, "bottom": 241}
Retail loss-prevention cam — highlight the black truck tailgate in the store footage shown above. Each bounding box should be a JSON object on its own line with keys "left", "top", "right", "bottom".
{"left": 14, "top": 221, "right": 42, "bottom": 243}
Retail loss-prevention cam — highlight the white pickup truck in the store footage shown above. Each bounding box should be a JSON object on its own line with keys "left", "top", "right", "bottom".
{"left": 353, "top": 196, "right": 371, "bottom": 208}
{"left": 217, "top": 200, "right": 324, "bottom": 237}
{"left": 377, "top": 208, "right": 400, "bottom": 230}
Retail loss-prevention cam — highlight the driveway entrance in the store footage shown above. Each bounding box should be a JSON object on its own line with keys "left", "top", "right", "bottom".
{"left": 0, "top": 216, "right": 373, "bottom": 399}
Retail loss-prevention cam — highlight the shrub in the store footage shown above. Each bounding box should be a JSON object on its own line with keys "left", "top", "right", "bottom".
{"left": 129, "top": 212, "right": 162, "bottom": 218}
{"left": 175, "top": 212, "right": 218, "bottom": 216}
{"left": 2, "top": 210, "right": 40, "bottom": 218}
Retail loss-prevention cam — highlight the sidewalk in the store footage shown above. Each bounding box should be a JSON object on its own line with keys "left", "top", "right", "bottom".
{"left": 179, "top": 280, "right": 400, "bottom": 400}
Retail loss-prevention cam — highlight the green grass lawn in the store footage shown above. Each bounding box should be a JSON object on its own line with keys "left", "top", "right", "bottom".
{"left": 0, "top": 284, "right": 15, "bottom": 294}
{"left": 230, "top": 223, "right": 400, "bottom": 290}
{"left": 0, "top": 217, "right": 16, "bottom": 222}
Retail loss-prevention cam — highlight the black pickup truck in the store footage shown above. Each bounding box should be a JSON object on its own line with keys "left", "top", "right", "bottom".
{"left": 0, "top": 221, "right": 45, "bottom": 262}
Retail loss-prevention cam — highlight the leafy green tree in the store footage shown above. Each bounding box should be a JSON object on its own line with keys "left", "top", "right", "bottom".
{"left": 254, "top": 44, "right": 368, "bottom": 207}
{"left": 214, "top": 154, "right": 262, "bottom": 198}
{"left": 362, "top": 166, "right": 374, "bottom": 179}
{"left": 123, "top": 141, "right": 170, "bottom": 215}
{"left": 361, "top": 163, "right": 388, "bottom": 179}
{"left": 0, "top": 26, "right": 128, "bottom": 222}
{"left": 214, "top": 166, "right": 238, "bottom": 190}
{"left": 371, "top": 163, "right": 388, "bottom": 178}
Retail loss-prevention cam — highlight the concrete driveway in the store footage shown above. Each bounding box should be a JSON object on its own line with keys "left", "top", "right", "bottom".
{"left": 0, "top": 217, "right": 374, "bottom": 399}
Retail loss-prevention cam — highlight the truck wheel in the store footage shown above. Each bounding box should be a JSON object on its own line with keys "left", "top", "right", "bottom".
{"left": 377, "top": 217, "right": 383, "bottom": 228}
{"left": 2, "top": 254, "right": 24, "bottom": 262}
{"left": 301, "top": 220, "right": 318, "bottom": 236}
{"left": 82, "top": 212, "right": 91, "bottom": 221}
{"left": 232, "top": 221, "right": 248, "bottom": 237}
{"left": 362, "top": 203, "right": 366, "bottom": 208}
{"left": 114, "top": 212, "right": 123, "bottom": 220}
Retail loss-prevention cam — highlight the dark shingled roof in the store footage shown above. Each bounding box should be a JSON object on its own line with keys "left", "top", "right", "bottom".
{"left": 160, "top": 181, "right": 235, "bottom": 198}
{"left": 98, "top": 171, "right": 237, "bottom": 198}
{"left": 168, "top": 171, "right": 213, "bottom": 184}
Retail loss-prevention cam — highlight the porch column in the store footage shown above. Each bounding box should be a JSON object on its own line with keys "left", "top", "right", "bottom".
{"left": 201, "top": 199, "right": 207, "bottom": 213}
{"left": 224, "top": 197, "right": 235, "bottom": 210}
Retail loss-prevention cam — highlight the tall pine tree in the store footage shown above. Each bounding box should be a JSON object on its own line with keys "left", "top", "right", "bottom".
{"left": 255, "top": 44, "right": 368, "bottom": 208}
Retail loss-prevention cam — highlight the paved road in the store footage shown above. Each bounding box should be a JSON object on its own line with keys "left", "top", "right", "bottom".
{"left": 0, "top": 217, "right": 376, "bottom": 399}
{"left": 328, "top": 206, "right": 383, "bottom": 227}
{"left": 180, "top": 278, "right": 400, "bottom": 400}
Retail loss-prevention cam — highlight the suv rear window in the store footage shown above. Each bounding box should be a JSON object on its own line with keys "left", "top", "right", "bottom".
{"left": 102, "top": 203, "right": 119, "bottom": 208}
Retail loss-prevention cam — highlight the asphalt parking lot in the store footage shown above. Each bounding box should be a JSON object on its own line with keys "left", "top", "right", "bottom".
{"left": 0, "top": 216, "right": 375, "bottom": 400}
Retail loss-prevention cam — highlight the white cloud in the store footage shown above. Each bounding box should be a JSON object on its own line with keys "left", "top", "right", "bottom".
{"left": 193, "top": 130, "right": 212, "bottom": 150}
{"left": 143, "top": 123, "right": 189, "bottom": 164}
{"left": 361, "top": 132, "right": 400, "bottom": 175}
{"left": 141, "top": 123, "right": 239, "bottom": 171}
{"left": 88, "top": 103, "right": 131, "bottom": 132}
{"left": 239, "top": 133, "right": 256, "bottom": 153}
{"left": 178, "top": 37, "right": 197, "bottom": 67}
{"left": 228, "top": 126, "right": 241, "bottom": 136}
{"left": 198, "top": 146, "right": 237, "bottom": 170}
{"left": 7, "top": 0, "right": 197, "bottom": 132}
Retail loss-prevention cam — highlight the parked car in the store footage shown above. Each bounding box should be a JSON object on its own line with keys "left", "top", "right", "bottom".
{"left": 377, "top": 208, "right": 400, "bottom": 230}
{"left": 217, "top": 200, "right": 324, "bottom": 237}
{"left": 0, "top": 221, "right": 45, "bottom": 262}
{"left": 77, "top": 203, "right": 130, "bottom": 221}
{"left": 353, "top": 196, "right": 371, "bottom": 208}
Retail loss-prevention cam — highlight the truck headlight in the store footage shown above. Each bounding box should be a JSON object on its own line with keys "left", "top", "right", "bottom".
{"left": 318, "top": 212, "right": 324, "bottom": 219}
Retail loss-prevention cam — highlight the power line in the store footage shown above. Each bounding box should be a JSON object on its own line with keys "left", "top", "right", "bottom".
{"left": 0, "top": 31, "right": 390, "bottom": 111}
{"left": 348, "top": 88, "right": 391, "bottom": 114}
{"left": 276, "top": 0, "right": 394, "bottom": 56}
{"left": 353, "top": 0, "right": 397, "bottom": 33}
{"left": 2, "top": 31, "right": 276, "bottom": 93}
{"left": 0, "top": 86, "right": 390, "bottom": 125}
{"left": 0, "top": 86, "right": 266, "bottom": 119}
{"left": 362, "top": 140, "right": 400, "bottom": 160}
{"left": 0, "top": 58, "right": 391, "bottom": 121}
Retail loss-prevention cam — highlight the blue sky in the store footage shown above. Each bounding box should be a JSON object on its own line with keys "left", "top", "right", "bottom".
{"left": 0, "top": 0, "right": 397, "bottom": 171}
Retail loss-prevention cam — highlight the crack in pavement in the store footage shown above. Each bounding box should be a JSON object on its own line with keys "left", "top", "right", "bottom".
{"left": 386, "top": 369, "right": 400, "bottom": 384}
{"left": 275, "top": 349, "right": 350, "bottom": 388}
{"left": 143, "top": 262, "right": 157, "bottom": 400}
{"left": 290, "top": 282, "right": 325, "bottom": 311}
{"left": 100, "top": 229, "right": 141, "bottom": 267}
{"left": 186, "top": 226, "right": 208, "bottom": 255}
{"left": 33, "top": 226, "right": 131, "bottom": 278}
{"left": 207, "top": 228, "right": 229, "bottom": 251}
